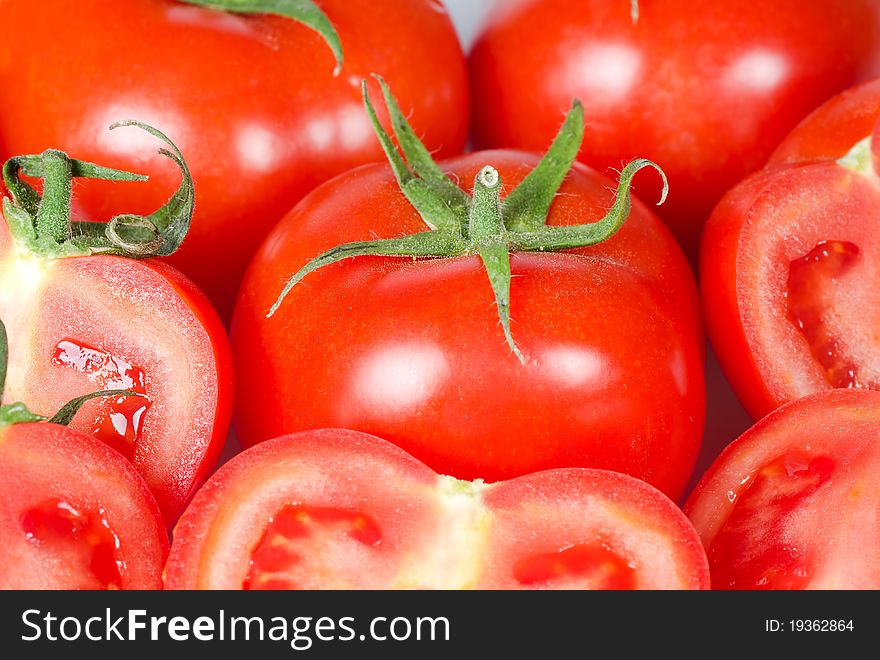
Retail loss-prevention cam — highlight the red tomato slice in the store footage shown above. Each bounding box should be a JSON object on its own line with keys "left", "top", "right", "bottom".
{"left": 701, "top": 134, "right": 880, "bottom": 418}
{"left": 686, "top": 389, "right": 880, "bottom": 589}
{"left": 0, "top": 224, "right": 234, "bottom": 525}
{"left": 0, "top": 422, "right": 168, "bottom": 589}
{"left": 0, "top": 0, "right": 469, "bottom": 319}
{"left": 166, "top": 430, "right": 709, "bottom": 590}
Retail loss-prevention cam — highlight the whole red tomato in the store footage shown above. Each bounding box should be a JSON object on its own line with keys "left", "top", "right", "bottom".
{"left": 167, "top": 430, "right": 710, "bottom": 590}
{"left": 469, "top": 0, "right": 880, "bottom": 258}
{"left": 687, "top": 389, "right": 880, "bottom": 589}
{"left": 232, "top": 84, "right": 705, "bottom": 500}
{"left": 701, "top": 82, "right": 880, "bottom": 419}
{"left": 0, "top": 0, "right": 469, "bottom": 319}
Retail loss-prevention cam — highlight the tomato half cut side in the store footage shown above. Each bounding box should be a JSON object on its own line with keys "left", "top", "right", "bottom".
{"left": 166, "top": 430, "right": 709, "bottom": 590}
{"left": 165, "top": 430, "right": 442, "bottom": 590}
{"left": 701, "top": 157, "right": 880, "bottom": 418}
{"left": 0, "top": 224, "right": 235, "bottom": 525}
{"left": 686, "top": 389, "right": 880, "bottom": 590}
{"left": 477, "top": 469, "right": 710, "bottom": 590}
{"left": 0, "top": 422, "right": 168, "bottom": 590}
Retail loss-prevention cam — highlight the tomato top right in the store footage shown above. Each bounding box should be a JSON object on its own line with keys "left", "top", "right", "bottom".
{"left": 468, "top": 0, "right": 880, "bottom": 258}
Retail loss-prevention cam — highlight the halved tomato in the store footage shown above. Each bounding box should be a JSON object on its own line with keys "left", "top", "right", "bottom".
{"left": 166, "top": 429, "right": 709, "bottom": 590}
{"left": 0, "top": 421, "right": 168, "bottom": 590}
{"left": 686, "top": 389, "right": 880, "bottom": 589}
{"left": 701, "top": 108, "right": 880, "bottom": 418}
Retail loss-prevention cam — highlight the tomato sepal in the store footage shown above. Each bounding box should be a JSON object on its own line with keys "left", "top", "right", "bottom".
{"left": 180, "top": 0, "right": 343, "bottom": 75}
{"left": 2, "top": 121, "right": 193, "bottom": 260}
{"left": 269, "top": 78, "right": 668, "bottom": 362}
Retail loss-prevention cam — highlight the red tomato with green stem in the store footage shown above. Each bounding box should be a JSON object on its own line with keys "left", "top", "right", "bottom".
{"left": 232, "top": 79, "right": 704, "bottom": 500}
{"left": 468, "top": 0, "right": 880, "bottom": 258}
{"left": 701, "top": 88, "right": 880, "bottom": 419}
{"left": 0, "top": 0, "right": 469, "bottom": 320}
{"left": 0, "top": 321, "right": 168, "bottom": 590}
{"left": 687, "top": 389, "right": 880, "bottom": 590}
{"left": 0, "top": 123, "right": 233, "bottom": 525}
{"left": 167, "top": 429, "right": 710, "bottom": 590}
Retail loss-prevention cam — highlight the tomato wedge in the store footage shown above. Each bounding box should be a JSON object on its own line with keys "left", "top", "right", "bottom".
{"left": 0, "top": 421, "right": 168, "bottom": 590}
{"left": 166, "top": 430, "right": 709, "bottom": 590}
{"left": 686, "top": 389, "right": 880, "bottom": 590}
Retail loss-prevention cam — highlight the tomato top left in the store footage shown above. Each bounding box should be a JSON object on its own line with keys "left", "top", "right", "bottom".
{"left": 0, "top": 0, "right": 470, "bottom": 319}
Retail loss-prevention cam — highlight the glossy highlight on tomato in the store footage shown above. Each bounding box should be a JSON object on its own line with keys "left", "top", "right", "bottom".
{"left": 687, "top": 389, "right": 880, "bottom": 590}
{"left": 0, "top": 422, "right": 168, "bottom": 590}
{"left": 232, "top": 150, "right": 705, "bottom": 500}
{"left": 166, "top": 430, "right": 710, "bottom": 590}
{"left": 469, "top": 0, "right": 880, "bottom": 257}
{"left": 0, "top": 0, "right": 469, "bottom": 319}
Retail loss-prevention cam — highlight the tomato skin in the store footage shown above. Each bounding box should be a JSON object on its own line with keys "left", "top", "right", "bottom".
{"left": 686, "top": 389, "right": 880, "bottom": 590}
{"left": 0, "top": 422, "right": 168, "bottom": 590}
{"left": 769, "top": 78, "right": 880, "bottom": 166}
{"left": 167, "top": 429, "right": 709, "bottom": 590}
{"left": 468, "top": 0, "right": 880, "bottom": 257}
{"left": 0, "top": 224, "right": 234, "bottom": 525}
{"left": 232, "top": 151, "right": 704, "bottom": 500}
{"left": 0, "top": 0, "right": 469, "bottom": 320}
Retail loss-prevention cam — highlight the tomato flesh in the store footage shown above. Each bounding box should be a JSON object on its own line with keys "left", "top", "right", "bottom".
{"left": 52, "top": 338, "right": 151, "bottom": 459}
{"left": 708, "top": 452, "right": 835, "bottom": 590}
{"left": 513, "top": 541, "right": 636, "bottom": 590}
{"left": 687, "top": 389, "right": 880, "bottom": 589}
{"left": 787, "top": 241, "right": 865, "bottom": 389}
{"left": 21, "top": 499, "right": 124, "bottom": 590}
{"left": 245, "top": 505, "right": 382, "bottom": 590}
{"left": 0, "top": 422, "right": 167, "bottom": 589}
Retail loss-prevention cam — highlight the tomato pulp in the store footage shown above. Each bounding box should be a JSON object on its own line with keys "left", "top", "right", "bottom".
{"left": 701, "top": 83, "right": 880, "bottom": 418}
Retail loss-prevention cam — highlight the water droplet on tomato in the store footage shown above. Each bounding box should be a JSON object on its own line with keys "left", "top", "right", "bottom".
{"left": 52, "top": 339, "right": 151, "bottom": 459}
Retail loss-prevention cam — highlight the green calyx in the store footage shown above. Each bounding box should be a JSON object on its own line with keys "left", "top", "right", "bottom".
{"left": 268, "top": 75, "right": 668, "bottom": 363}
{"left": 630, "top": 0, "right": 640, "bottom": 24}
{"left": 180, "top": 0, "right": 343, "bottom": 75}
{"left": 0, "top": 319, "right": 143, "bottom": 429}
{"left": 2, "top": 121, "right": 194, "bottom": 260}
